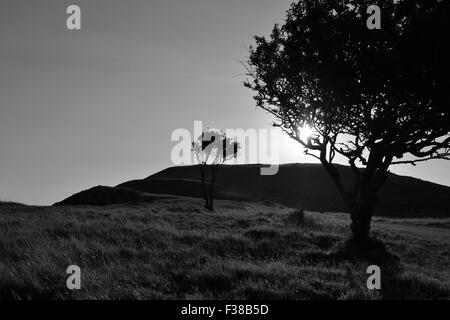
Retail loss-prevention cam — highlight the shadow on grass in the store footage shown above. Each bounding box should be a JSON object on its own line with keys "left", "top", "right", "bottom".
{"left": 331, "top": 238, "right": 449, "bottom": 300}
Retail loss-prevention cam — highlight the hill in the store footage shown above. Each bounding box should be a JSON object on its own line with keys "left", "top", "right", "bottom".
{"left": 116, "top": 164, "right": 450, "bottom": 218}
{"left": 1, "top": 198, "right": 449, "bottom": 299}
{"left": 54, "top": 186, "right": 173, "bottom": 206}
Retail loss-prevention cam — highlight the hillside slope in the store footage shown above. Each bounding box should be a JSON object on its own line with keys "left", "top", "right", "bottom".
{"left": 54, "top": 186, "right": 173, "bottom": 206}
{"left": 117, "top": 164, "right": 450, "bottom": 218}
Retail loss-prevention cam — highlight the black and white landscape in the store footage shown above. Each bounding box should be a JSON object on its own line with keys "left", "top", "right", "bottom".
{"left": 0, "top": 0, "right": 449, "bottom": 301}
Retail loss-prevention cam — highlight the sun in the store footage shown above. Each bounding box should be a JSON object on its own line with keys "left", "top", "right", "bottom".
{"left": 298, "top": 124, "right": 314, "bottom": 142}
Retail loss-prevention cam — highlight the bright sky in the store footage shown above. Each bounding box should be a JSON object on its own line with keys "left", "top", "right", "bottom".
{"left": 1, "top": 0, "right": 449, "bottom": 205}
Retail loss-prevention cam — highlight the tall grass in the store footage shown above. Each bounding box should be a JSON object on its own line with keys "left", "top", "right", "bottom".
{"left": 0, "top": 199, "right": 448, "bottom": 299}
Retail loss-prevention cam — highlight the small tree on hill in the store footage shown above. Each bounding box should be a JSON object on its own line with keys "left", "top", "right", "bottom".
{"left": 192, "top": 129, "right": 239, "bottom": 211}
{"left": 245, "top": 0, "right": 450, "bottom": 246}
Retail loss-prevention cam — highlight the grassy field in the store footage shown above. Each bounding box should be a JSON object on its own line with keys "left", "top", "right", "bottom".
{"left": 0, "top": 198, "right": 449, "bottom": 300}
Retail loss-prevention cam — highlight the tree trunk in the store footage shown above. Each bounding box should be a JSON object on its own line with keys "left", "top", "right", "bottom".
{"left": 199, "top": 165, "right": 209, "bottom": 209}
{"left": 321, "top": 150, "right": 390, "bottom": 248}
{"left": 206, "top": 166, "right": 216, "bottom": 211}
{"left": 350, "top": 192, "right": 378, "bottom": 246}
{"left": 206, "top": 198, "right": 214, "bottom": 211}
{"left": 350, "top": 202, "right": 372, "bottom": 245}
{"left": 205, "top": 198, "right": 211, "bottom": 210}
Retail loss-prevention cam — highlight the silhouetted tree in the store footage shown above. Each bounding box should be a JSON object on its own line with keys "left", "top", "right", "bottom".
{"left": 245, "top": 0, "right": 450, "bottom": 246}
{"left": 192, "top": 129, "right": 239, "bottom": 211}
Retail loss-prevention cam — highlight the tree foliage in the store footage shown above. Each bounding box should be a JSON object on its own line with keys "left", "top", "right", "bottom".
{"left": 245, "top": 0, "right": 450, "bottom": 244}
